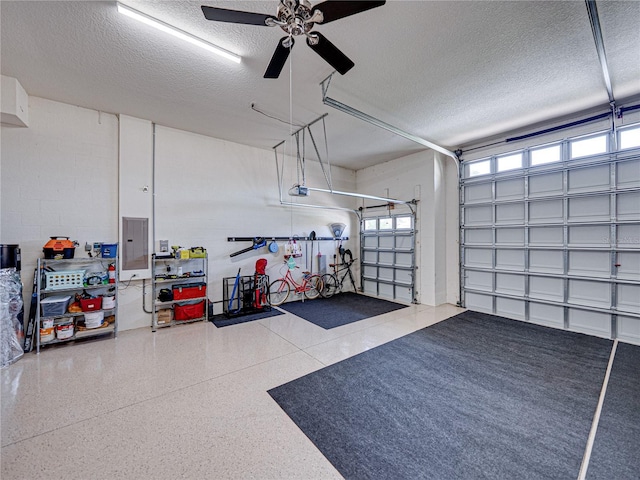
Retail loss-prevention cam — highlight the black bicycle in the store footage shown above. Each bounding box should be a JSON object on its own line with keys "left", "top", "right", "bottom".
{"left": 321, "top": 248, "right": 357, "bottom": 298}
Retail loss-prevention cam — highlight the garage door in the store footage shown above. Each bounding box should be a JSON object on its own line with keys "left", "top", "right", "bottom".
{"left": 361, "top": 210, "right": 416, "bottom": 303}
{"left": 460, "top": 126, "right": 640, "bottom": 344}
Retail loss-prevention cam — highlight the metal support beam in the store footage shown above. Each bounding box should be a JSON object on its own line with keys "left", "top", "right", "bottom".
{"left": 585, "top": 0, "right": 615, "bottom": 106}
{"left": 320, "top": 73, "right": 459, "bottom": 170}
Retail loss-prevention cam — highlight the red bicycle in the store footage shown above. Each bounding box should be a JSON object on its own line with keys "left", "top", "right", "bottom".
{"left": 269, "top": 263, "right": 324, "bottom": 306}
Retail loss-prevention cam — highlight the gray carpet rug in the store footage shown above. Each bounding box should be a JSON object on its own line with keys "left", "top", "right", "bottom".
{"left": 587, "top": 341, "right": 640, "bottom": 479}
{"left": 268, "top": 311, "right": 613, "bottom": 480}
{"left": 278, "top": 292, "right": 409, "bottom": 329}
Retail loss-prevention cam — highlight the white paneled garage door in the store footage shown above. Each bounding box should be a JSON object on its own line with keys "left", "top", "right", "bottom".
{"left": 361, "top": 210, "right": 416, "bottom": 303}
{"left": 460, "top": 127, "right": 640, "bottom": 344}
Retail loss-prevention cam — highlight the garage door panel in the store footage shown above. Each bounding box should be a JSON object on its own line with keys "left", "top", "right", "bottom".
{"left": 395, "top": 252, "right": 413, "bottom": 267}
{"left": 465, "top": 292, "right": 493, "bottom": 313}
{"left": 495, "top": 178, "right": 524, "bottom": 200}
{"left": 363, "top": 265, "right": 377, "bottom": 278}
{"left": 464, "top": 183, "right": 492, "bottom": 203}
{"left": 568, "top": 251, "right": 610, "bottom": 277}
{"left": 529, "top": 172, "right": 563, "bottom": 198}
{"left": 529, "top": 250, "right": 563, "bottom": 274}
{"left": 568, "top": 164, "right": 610, "bottom": 193}
{"left": 396, "top": 270, "right": 413, "bottom": 284}
{"left": 465, "top": 205, "right": 492, "bottom": 225}
{"left": 496, "top": 228, "right": 524, "bottom": 245}
{"left": 496, "top": 249, "right": 524, "bottom": 270}
{"left": 378, "top": 283, "right": 395, "bottom": 299}
{"left": 362, "top": 279, "right": 376, "bottom": 295}
{"left": 569, "top": 309, "right": 611, "bottom": 337}
{"left": 617, "top": 159, "right": 640, "bottom": 189}
{"left": 496, "top": 297, "right": 525, "bottom": 319}
{"left": 465, "top": 228, "right": 492, "bottom": 245}
{"left": 529, "top": 226, "right": 563, "bottom": 245}
{"left": 378, "top": 267, "right": 394, "bottom": 281}
{"left": 568, "top": 225, "right": 610, "bottom": 246}
{"left": 363, "top": 250, "right": 377, "bottom": 263}
{"left": 617, "top": 192, "right": 640, "bottom": 220}
{"left": 529, "top": 199, "right": 563, "bottom": 223}
{"left": 379, "top": 237, "right": 394, "bottom": 249}
{"left": 618, "top": 224, "right": 640, "bottom": 246}
{"left": 379, "top": 252, "right": 394, "bottom": 264}
{"left": 617, "top": 284, "right": 640, "bottom": 314}
{"left": 395, "top": 236, "right": 413, "bottom": 250}
{"left": 496, "top": 203, "right": 524, "bottom": 224}
{"left": 495, "top": 273, "right": 525, "bottom": 295}
{"left": 616, "top": 251, "right": 640, "bottom": 280}
{"left": 465, "top": 248, "right": 492, "bottom": 268}
{"left": 363, "top": 236, "right": 377, "bottom": 248}
{"left": 617, "top": 316, "right": 640, "bottom": 345}
{"left": 394, "top": 287, "right": 413, "bottom": 303}
{"left": 568, "top": 279, "right": 610, "bottom": 308}
{"left": 529, "top": 276, "right": 564, "bottom": 301}
{"left": 529, "top": 302, "right": 564, "bottom": 328}
{"left": 568, "top": 195, "right": 610, "bottom": 222}
{"left": 464, "top": 270, "right": 493, "bottom": 292}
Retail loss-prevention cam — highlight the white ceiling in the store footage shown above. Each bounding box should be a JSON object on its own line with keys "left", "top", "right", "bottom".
{"left": 2, "top": 1, "right": 639, "bottom": 170}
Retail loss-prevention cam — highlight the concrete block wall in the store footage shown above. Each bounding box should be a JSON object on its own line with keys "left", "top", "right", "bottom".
{"left": 1, "top": 96, "right": 358, "bottom": 331}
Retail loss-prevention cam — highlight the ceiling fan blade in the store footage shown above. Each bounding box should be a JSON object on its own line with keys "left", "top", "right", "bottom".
{"left": 201, "top": 5, "right": 276, "bottom": 26}
{"left": 307, "top": 32, "right": 354, "bottom": 75}
{"left": 311, "top": 1, "right": 385, "bottom": 24}
{"left": 264, "top": 37, "right": 295, "bottom": 79}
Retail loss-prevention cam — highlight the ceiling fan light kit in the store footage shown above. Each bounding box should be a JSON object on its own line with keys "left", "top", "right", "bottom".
{"left": 201, "top": 0, "right": 386, "bottom": 78}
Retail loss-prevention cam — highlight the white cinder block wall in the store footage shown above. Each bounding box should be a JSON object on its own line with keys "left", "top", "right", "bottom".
{"left": 1, "top": 96, "right": 359, "bottom": 331}
{"left": 356, "top": 150, "right": 460, "bottom": 306}
{"left": 1, "top": 96, "right": 119, "bottom": 280}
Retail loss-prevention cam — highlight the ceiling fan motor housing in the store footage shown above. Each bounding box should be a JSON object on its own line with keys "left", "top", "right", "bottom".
{"left": 277, "top": 0, "right": 316, "bottom": 36}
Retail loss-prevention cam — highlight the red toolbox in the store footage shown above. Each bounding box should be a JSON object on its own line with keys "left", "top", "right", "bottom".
{"left": 172, "top": 282, "right": 207, "bottom": 300}
{"left": 174, "top": 300, "right": 205, "bottom": 321}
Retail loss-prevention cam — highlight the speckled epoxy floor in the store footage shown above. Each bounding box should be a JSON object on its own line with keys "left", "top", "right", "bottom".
{"left": 1, "top": 301, "right": 463, "bottom": 479}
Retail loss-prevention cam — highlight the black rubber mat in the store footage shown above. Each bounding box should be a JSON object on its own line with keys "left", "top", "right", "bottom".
{"left": 278, "top": 292, "right": 408, "bottom": 329}
{"left": 210, "top": 308, "right": 283, "bottom": 327}
{"left": 587, "top": 341, "right": 640, "bottom": 479}
{"left": 269, "top": 311, "right": 613, "bottom": 479}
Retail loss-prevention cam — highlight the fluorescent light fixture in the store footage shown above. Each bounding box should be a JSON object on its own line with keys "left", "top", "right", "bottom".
{"left": 116, "top": 3, "right": 241, "bottom": 64}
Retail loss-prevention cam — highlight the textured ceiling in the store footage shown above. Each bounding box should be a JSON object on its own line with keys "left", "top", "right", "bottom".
{"left": 2, "top": 1, "right": 639, "bottom": 170}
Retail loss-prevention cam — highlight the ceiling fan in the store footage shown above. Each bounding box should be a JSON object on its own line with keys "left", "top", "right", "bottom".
{"left": 201, "top": 1, "right": 385, "bottom": 78}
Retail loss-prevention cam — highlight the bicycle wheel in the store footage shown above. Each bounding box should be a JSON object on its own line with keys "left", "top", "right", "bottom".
{"left": 303, "top": 274, "right": 323, "bottom": 300}
{"left": 321, "top": 274, "right": 338, "bottom": 298}
{"left": 269, "top": 279, "right": 290, "bottom": 306}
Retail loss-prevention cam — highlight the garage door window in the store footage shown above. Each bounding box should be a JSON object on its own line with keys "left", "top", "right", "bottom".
{"left": 570, "top": 133, "right": 608, "bottom": 159}
{"left": 531, "top": 144, "right": 561, "bottom": 166}
{"left": 619, "top": 125, "right": 640, "bottom": 150}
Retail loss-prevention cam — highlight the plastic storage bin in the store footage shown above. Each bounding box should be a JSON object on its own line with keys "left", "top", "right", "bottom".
{"left": 80, "top": 297, "right": 103, "bottom": 312}
{"left": 44, "top": 270, "right": 85, "bottom": 290}
{"left": 40, "top": 295, "right": 72, "bottom": 317}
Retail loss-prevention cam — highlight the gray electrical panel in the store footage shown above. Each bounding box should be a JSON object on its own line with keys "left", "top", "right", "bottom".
{"left": 122, "top": 217, "right": 149, "bottom": 270}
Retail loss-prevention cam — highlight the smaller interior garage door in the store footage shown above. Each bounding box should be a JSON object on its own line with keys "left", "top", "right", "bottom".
{"left": 361, "top": 211, "right": 416, "bottom": 303}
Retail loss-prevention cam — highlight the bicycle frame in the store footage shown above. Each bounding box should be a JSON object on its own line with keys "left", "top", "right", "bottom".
{"left": 269, "top": 263, "right": 323, "bottom": 306}
{"left": 283, "top": 268, "right": 314, "bottom": 294}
